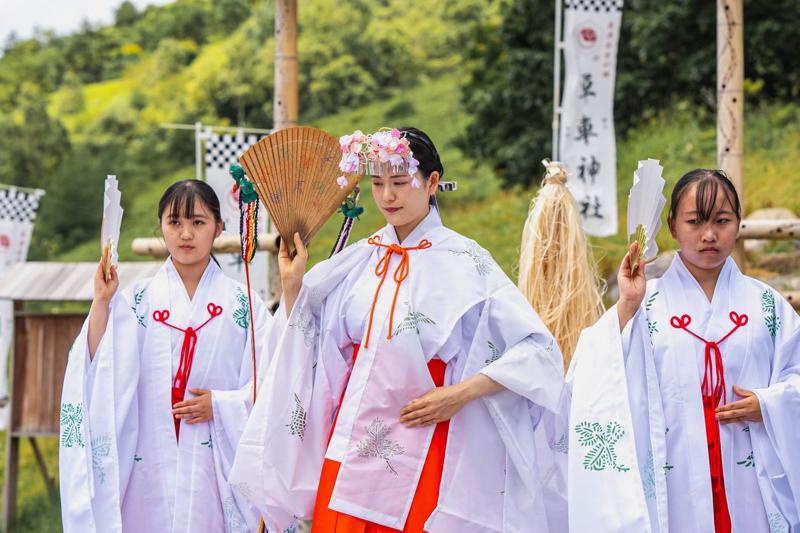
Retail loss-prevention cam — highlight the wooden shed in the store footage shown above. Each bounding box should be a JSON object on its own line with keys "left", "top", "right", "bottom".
{"left": 0, "top": 261, "right": 161, "bottom": 528}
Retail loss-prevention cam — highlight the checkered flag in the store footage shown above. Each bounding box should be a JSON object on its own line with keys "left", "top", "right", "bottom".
{"left": 204, "top": 132, "right": 264, "bottom": 171}
{"left": 0, "top": 186, "right": 44, "bottom": 223}
{"left": 565, "top": 0, "right": 624, "bottom": 12}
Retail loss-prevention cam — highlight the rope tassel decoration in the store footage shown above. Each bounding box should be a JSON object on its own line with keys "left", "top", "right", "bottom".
{"left": 230, "top": 164, "right": 260, "bottom": 404}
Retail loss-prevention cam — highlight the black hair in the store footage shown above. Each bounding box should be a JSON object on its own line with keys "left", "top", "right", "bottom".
{"left": 157, "top": 179, "right": 223, "bottom": 223}
{"left": 668, "top": 169, "right": 742, "bottom": 223}
{"left": 399, "top": 126, "right": 444, "bottom": 180}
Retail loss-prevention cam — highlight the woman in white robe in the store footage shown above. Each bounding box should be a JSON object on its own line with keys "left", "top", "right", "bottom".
{"left": 568, "top": 169, "right": 800, "bottom": 533}
{"left": 59, "top": 180, "right": 273, "bottom": 532}
{"left": 231, "top": 127, "right": 568, "bottom": 532}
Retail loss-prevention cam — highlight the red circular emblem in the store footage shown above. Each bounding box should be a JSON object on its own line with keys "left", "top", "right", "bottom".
{"left": 577, "top": 25, "right": 599, "bottom": 49}
{"left": 0, "top": 234, "right": 9, "bottom": 250}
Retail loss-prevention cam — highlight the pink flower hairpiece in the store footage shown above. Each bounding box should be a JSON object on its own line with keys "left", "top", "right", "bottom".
{"left": 336, "top": 128, "right": 420, "bottom": 188}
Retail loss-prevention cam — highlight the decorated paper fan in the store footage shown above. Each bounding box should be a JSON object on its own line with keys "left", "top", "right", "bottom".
{"left": 626, "top": 159, "right": 666, "bottom": 272}
{"left": 101, "top": 175, "right": 123, "bottom": 282}
{"left": 239, "top": 127, "right": 358, "bottom": 254}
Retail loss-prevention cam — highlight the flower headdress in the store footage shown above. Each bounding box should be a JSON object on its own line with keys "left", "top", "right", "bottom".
{"left": 337, "top": 128, "right": 422, "bottom": 189}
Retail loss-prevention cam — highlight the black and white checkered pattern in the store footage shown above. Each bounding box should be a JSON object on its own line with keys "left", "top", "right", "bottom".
{"left": 565, "top": 0, "right": 624, "bottom": 12}
{"left": 204, "top": 133, "right": 263, "bottom": 170}
{"left": 0, "top": 187, "right": 44, "bottom": 223}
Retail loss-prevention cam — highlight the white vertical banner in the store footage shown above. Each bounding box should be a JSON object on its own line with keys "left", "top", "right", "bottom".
{"left": 204, "top": 131, "right": 270, "bottom": 302}
{"left": 559, "top": 0, "right": 624, "bottom": 237}
{"left": 0, "top": 185, "right": 45, "bottom": 429}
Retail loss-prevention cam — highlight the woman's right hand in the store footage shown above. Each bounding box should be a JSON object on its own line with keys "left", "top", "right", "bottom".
{"left": 279, "top": 233, "right": 308, "bottom": 316}
{"left": 94, "top": 257, "right": 119, "bottom": 304}
{"left": 616, "top": 241, "right": 647, "bottom": 331}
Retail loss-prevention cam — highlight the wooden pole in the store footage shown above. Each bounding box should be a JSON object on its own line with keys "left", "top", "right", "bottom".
{"left": 274, "top": 0, "right": 298, "bottom": 131}
{"left": 267, "top": 0, "right": 299, "bottom": 309}
{"left": 717, "top": 0, "right": 745, "bottom": 267}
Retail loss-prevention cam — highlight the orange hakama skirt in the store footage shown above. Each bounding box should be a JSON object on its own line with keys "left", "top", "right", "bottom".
{"left": 311, "top": 351, "right": 448, "bottom": 533}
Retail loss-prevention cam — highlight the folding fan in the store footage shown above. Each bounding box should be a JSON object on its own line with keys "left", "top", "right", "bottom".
{"left": 239, "top": 127, "right": 359, "bottom": 255}
{"left": 627, "top": 159, "right": 666, "bottom": 273}
{"left": 101, "top": 175, "right": 123, "bottom": 282}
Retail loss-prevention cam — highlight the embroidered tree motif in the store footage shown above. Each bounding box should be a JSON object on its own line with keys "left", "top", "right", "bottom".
{"left": 130, "top": 288, "right": 147, "bottom": 327}
{"left": 201, "top": 434, "right": 213, "bottom": 449}
{"left": 392, "top": 310, "right": 436, "bottom": 337}
{"left": 223, "top": 497, "right": 248, "bottom": 533}
{"left": 356, "top": 418, "right": 405, "bottom": 476}
{"left": 645, "top": 291, "right": 659, "bottom": 311}
{"left": 286, "top": 394, "right": 307, "bottom": 440}
{"left": 761, "top": 289, "right": 781, "bottom": 337}
{"left": 550, "top": 433, "right": 569, "bottom": 454}
{"left": 642, "top": 450, "right": 656, "bottom": 500}
{"left": 485, "top": 341, "right": 501, "bottom": 364}
{"left": 737, "top": 451, "right": 755, "bottom": 468}
{"left": 233, "top": 287, "right": 250, "bottom": 329}
{"left": 288, "top": 306, "right": 316, "bottom": 348}
{"left": 60, "top": 402, "right": 85, "bottom": 448}
{"left": 91, "top": 435, "right": 112, "bottom": 484}
{"left": 449, "top": 240, "right": 494, "bottom": 276}
{"left": 574, "top": 421, "right": 630, "bottom": 473}
{"left": 768, "top": 512, "right": 789, "bottom": 533}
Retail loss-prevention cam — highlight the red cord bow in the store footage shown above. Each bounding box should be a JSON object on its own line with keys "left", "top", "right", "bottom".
{"left": 670, "top": 310, "right": 748, "bottom": 533}
{"left": 363, "top": 236, "right": 432, "bottom": 348}
{"left": 153, "top": 302, "right": 223, "bottom": 440}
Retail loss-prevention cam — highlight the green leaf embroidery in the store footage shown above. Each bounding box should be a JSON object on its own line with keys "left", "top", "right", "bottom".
{"left": 392, "top": 310, "right": 436, "bottom": 337}
{"left": 60, "top": 402, "right": 85, "bottom": 448}
{"left": 223, "top": 496, "right": 248, "bottom": 533}
{"left": 737, "top": 451, "right": 755, "bottom": 468}
{"left": 130, "top": 288, "right": 147, "bottom": 327}
{"left": 642, "top": 450, "right": 656, "bottom": 500}
{"left": 647, "top": 319, "right": 658, "bottom": 336}
{"left": 761, "top": 289, "right": 781, "bottom": 337}
{"left": 769, "top": 512, "right": 789, "bottom": 533}
{"left": 574, "top": 420, "right": 630, "bottom": 473}
{"left": 645, "top": 291, "right": 659, "bottom": 311}
{"left": 91, "top": 435, "right": 112, "bottom": 484}
{"left": 448, "top": 240, "right": 494, "bottom": 276}
{"left": 485, "top": 340, "right": 501, "bottom": 364}
{"left": 233, "top": 287, "right": 250, "bottom": 329}
{"left": 286, "top": 393, "right": 307, "bottom": 440}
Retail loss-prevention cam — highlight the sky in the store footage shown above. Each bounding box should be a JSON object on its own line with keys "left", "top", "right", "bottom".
{"left": 1, "top": 0, "right": 174, "bottom": 44}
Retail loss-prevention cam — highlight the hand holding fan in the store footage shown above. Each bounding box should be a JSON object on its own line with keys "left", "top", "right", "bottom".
{"left": 239, "top": 127, "right": 358, "bottom": 255}
{"left": 101, "top": 175, "right": 123, "bottom": 282}
{"left": 626, "top": 159, "right": 666, "bottom": 273}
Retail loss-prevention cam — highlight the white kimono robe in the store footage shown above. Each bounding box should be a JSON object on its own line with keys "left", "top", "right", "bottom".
{"left": 568, "top": 253, "right": 800, "bottom": 533}
{"left": 59, "top": 259, "right": 273, "bottom": 533}
{"left": 231, "top": 208, "right": 568, "bottom": 533}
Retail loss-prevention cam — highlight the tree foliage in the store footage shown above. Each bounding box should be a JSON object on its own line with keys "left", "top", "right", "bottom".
{"left": 461, "top": 0, "right": 800, "bottom": 187}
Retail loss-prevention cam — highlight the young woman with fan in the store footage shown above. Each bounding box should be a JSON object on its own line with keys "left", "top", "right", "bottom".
{"left": 59, "top": 180, "right": 274, "bottom": 532}
{"left": 231, "top": 127, "right": 568, "bottom": 532}
{"left": 568, "top": 169, "right": 800, "bottom": 533}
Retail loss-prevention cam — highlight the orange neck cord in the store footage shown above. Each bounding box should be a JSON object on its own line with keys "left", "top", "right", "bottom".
{"left": 362, "top": 236, "right": 432, "bottom": 348}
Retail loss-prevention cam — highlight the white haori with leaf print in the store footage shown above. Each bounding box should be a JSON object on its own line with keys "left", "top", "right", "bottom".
{"left": 568, "top": 253, "right": 800, "bottom": 532}
{"left": 59, "top": 258, "right": 273, "bottom": 532}
{"left": 231, "top": 208, "right": 570, "bottom": 533}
